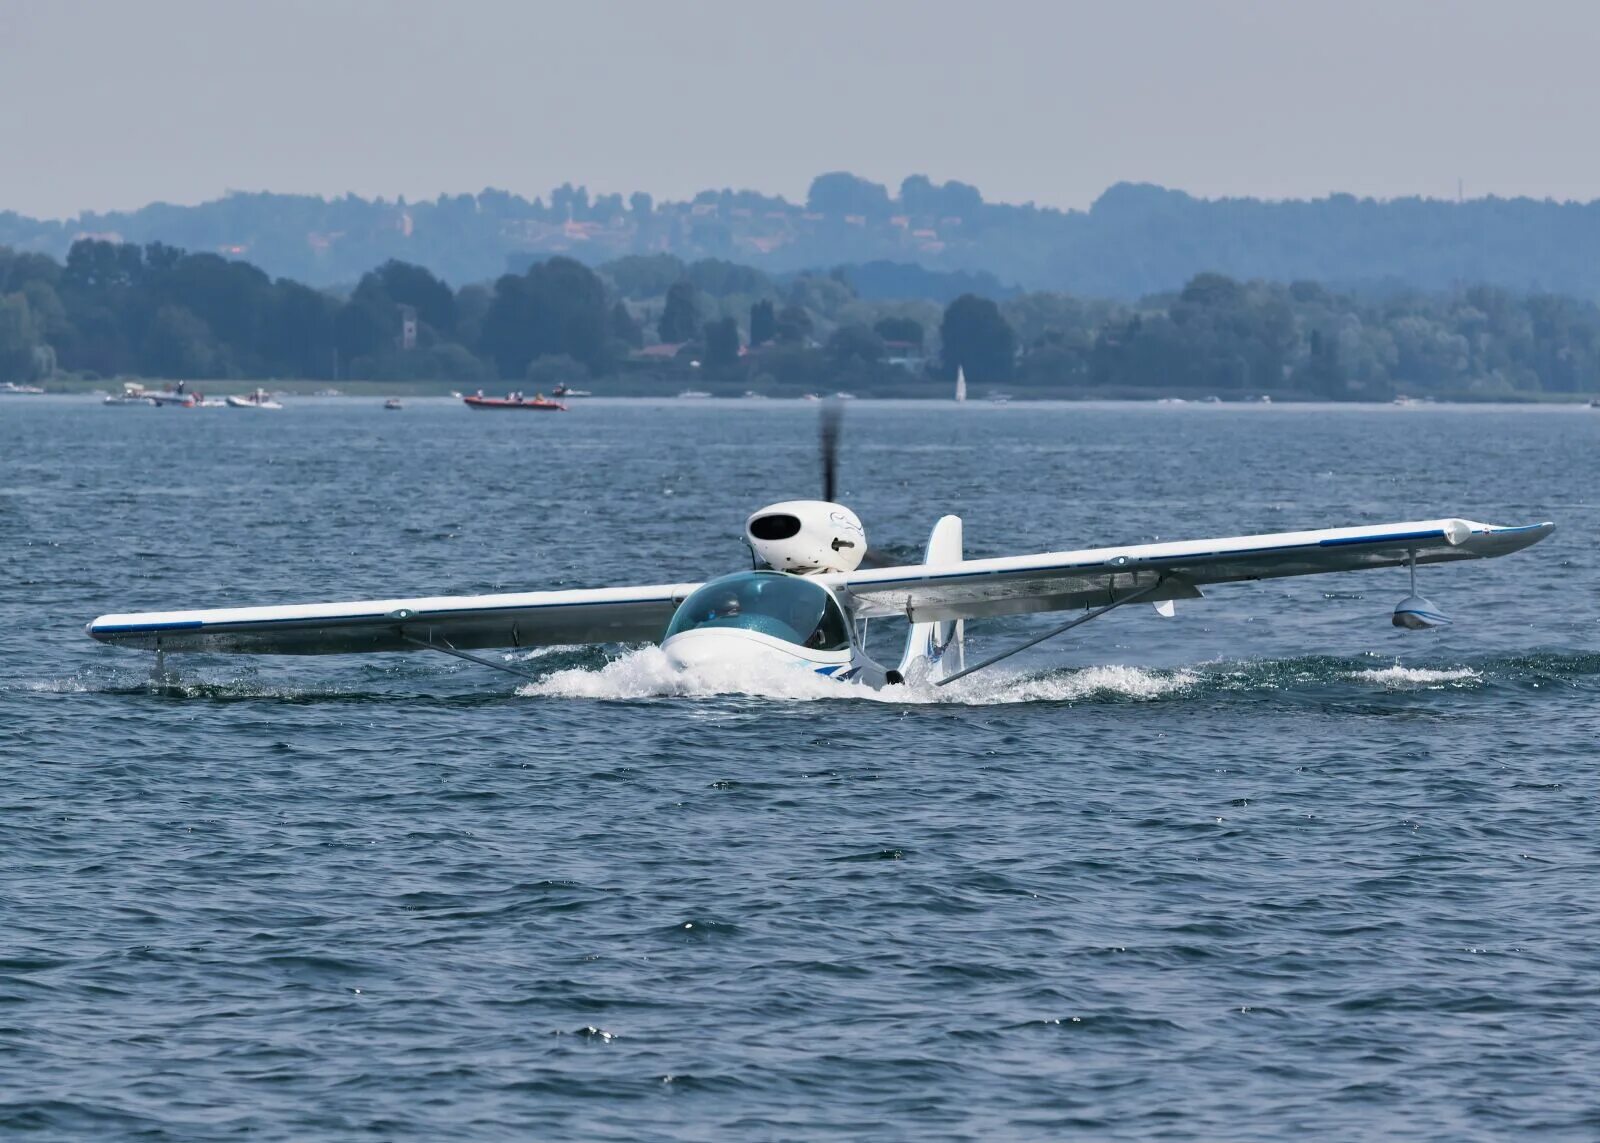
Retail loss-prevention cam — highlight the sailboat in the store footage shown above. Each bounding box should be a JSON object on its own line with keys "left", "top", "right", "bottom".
{"left": 954, "top": 365, "right": 967, "bottom": 403}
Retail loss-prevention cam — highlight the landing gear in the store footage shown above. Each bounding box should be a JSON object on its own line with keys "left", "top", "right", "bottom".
{"left": 936, "top": 579, "right": 1164, "bottom": 686}
{"left": 400, "top": 633, "right": 545, "bottom": 682}
{"left": 148, "top": 645, "right": 182, "bottom": 692}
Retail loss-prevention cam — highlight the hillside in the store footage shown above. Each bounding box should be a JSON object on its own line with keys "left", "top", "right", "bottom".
{"left": 6, "top": 174, "right": 1600, "bottom": 298}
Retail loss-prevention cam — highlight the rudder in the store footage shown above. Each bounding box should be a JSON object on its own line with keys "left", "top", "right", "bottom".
{"left": 897, "top": 515, "right": 964, "bottom": 684}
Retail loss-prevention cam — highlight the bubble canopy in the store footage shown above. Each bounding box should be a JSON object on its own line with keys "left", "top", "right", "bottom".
{"left": 664, "top": 571, "right": 852, "bottom": 651}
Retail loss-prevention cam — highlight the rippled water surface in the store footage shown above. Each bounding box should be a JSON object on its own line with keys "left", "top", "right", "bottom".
{"left": 3, "top": 397, "right": 1598, "bottom": 1139}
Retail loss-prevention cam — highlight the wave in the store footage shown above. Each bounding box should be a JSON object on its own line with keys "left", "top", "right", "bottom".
{"left": 18, "top": 649, "right": 1600, "bottom": 707}
{"left": 520, "top": 647, "right": 1200, "bottom": 705}
{"left": 520, "top": 647, "right": 1600, "bottom": 705}
{"left": 1347, "top": 665, "right": 1481, "bottom": 688}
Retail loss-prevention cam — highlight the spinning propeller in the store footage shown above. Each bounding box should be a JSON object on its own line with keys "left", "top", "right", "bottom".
{"left": 818, "top": 399, "right": 895, "bottom": 568}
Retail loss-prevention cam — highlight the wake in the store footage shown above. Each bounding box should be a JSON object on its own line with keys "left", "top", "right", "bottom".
{"left": 518, "top": 646, "right": 1198, "bottom": 705}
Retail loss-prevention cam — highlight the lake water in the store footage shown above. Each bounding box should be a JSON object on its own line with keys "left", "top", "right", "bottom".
{"left": 2, "top": 396, "right": 1597, "bottom": 1140}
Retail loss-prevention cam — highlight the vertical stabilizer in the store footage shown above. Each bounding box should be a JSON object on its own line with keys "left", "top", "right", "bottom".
{"left": 898, "top": 515, "right": 965, "bottom": 684}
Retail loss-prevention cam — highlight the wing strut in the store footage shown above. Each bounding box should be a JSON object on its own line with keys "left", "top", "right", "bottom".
{"left": 935, "top": 581, "right": 1161, "bottom": 687}
{"left": 400, "top": 634, "right": 545, "bottom": 683}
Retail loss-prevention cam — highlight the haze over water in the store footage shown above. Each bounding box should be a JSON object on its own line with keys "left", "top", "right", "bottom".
{"left": 3, "top": 398, "right": 1598, "bottom": 1139}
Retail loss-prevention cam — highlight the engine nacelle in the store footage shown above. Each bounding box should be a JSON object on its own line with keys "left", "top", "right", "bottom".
{"left": 745, "top": 500, "right": 867, "bottom": 574}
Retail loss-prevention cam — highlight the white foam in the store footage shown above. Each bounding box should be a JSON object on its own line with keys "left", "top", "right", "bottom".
{"left": 1349, "top": 664, "right": 1481, "bottom": 688}
{"left": 518, "top": 647, "right": 1196, "bottom": 706}
{"left": 11, "top": 678, "right": 96, "bottom": 694}
{"left": 503, "top": 645, "right": 584, "bottom": 663}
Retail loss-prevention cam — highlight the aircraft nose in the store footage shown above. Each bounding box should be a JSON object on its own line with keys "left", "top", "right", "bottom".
{"left": 662, "top": 629, "right": 802, "bottom": 675}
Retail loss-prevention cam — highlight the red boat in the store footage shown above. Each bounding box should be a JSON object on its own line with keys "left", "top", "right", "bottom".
{"left": 463, "top": 392, "right": 567, "bottom": 412}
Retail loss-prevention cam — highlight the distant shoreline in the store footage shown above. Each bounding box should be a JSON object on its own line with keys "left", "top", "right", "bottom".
{"left": 25, "top": 377, "right": 1600, "bottom": 406}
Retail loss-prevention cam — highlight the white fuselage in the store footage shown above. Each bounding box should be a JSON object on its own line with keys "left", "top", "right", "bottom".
{"left": 661, "top": 626, "right": 862, "bottom": 682}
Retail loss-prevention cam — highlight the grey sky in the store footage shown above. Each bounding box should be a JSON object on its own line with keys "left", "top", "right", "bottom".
{"left": 2, "top": 0, "right": 1597, "bottom": 219}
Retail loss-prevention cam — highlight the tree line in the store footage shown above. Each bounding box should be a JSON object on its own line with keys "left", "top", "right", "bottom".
{"left": 9, "top": 173, "right": 1600, "bottom": 299}
{"left": 6, "top": 239, "right": 1600, "bottom": 399}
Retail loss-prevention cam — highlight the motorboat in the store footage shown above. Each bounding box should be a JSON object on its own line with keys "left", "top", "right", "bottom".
{"left": 384, "top": 398, "right": 404, "bottom": 411}
{"left": 551, "top": 384, "right": 591, "bottom": 398}
{"left": 104, "top": 382, "right": 154, "bottom": 406}
{"left": 104, "top": 381, "right": 217, "bottom": 407}
{"left": 676, "top": 390, "right": 712, "bottom": 399}
{"left": 0, "top": 381, "right": 45, "bottom": 395}
{"left": 227, "top": 388, "right": 283, "bottom": 410}
{"left": 462, "top": 392, "right": 566, "bottom": 412}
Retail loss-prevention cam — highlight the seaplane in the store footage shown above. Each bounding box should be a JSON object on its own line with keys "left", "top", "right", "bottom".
{"left": 85, "top": 409, "right": 1553, "bottom": 691}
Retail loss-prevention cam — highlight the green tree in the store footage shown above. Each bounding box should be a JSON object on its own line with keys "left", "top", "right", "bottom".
{"left": 611, "top": 301, "right": 643, "bottom": 348}
{"left": 703, "top": 316, "right": 741, "bottom": 370}
{"left": 872, "top": 315, "right": 923, "bottom": 348}
{"left": 940, "top": 294, "right": 1015, "bottom": 380}
{"left": 356, "top": 259, "right": 456, "bottom": 334}
{"left": 658, "top": 280, "right": 700, "bottom": 342}
{"left": 142, "top": 304, "right": 224, "bottom": 378}
{"left": 827, "top": 324, "right": 884, "bottom": 368}
{"left": 480, "top": 256, "right": 612, "bottom": 378}
{"left": 775, "top": 303, "right": 813, "bottom": 345}
{"left": 0, "top": 293, "right": 40, "bottom": 381}
{"left": 750, "top": 298, "right": 776, "bottom": 346}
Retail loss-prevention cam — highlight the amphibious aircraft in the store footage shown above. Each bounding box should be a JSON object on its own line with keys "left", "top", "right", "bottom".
{"left": 86, "top": 411, "right": 1553, "bottom": 690}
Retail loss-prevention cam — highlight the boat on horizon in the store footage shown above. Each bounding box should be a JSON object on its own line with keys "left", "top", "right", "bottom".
{"left": 384, "top": 398, "right": 404, "bottom": 411}
{"left": 227, "top": 388, "right": 283, "bottom": 410}
{"left": 463, "top": 391, "right": 566, "bottom": 412}
{"left": 0, "top": 381, "right": 45, "bottom": 395}
{"left": 677, "top": 390, "right": 712, "bottom": 399}
{"left": 552, "top": 384, "right": 592, "bottom": 398}
{"left": 104, "top": 380, "right": 219, "bottom": 407}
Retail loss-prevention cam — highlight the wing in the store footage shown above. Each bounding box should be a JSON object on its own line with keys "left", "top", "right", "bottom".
{"left": 86, "top": 581, "right": 700, "bottom": 654}
{"left": 828, "top": 518, "right": 1554, "bottom": 622}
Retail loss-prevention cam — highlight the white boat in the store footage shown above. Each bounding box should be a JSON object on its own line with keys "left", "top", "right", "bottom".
{"left": 104, "top": 382, "right": 154, "bottom": 406}
{"left": 677, "top": 390, "right": 712, "bottom": 399}
{"left": 0, "top": 381, "right": 45, "bottom": 395}
{"left": 313, "top": 388, "right": 344, "bottom": 397}
{"left": 988, "top": 392, "right": 1011, "bottom": 404}
{"left": 384, "top": 398, "right": 404, "bottom": 411}
{"left": 834, "top": 391, "right": 856, "bottom": 400}
{"left": 742, "top": 391, "right": 769, "bottom": 400}
{"left": 227, "top": 388, "right": 283, "bottom": 410}
{"left": 954, "top": 366, "right": 967, "bottom": 403}
{"left": 552, "top": 384, "right": 591, "bottom": 398}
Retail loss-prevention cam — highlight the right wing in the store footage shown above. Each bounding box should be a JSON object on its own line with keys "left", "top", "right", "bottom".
{"left": 86, "top": 582, "right": 701, "bottom": 654}
{"left": 829, "top": 517, "right": 1553, "bottom": 622}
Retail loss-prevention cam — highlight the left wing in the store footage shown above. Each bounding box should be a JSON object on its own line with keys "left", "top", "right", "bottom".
{"left": 86, "top": 582, "right": 700, "bottom": 654}
{"left": 826, "top": 517, "right": 1553, "bottom": 622}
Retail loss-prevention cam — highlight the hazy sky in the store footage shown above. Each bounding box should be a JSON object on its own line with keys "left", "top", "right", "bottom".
{"left": 3, "top": 0, "right": 1598, "bottom": 218}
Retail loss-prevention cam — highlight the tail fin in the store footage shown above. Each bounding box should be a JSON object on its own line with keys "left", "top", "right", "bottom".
{"left": 897, "top": 515, "right": 964, "bottom": 685}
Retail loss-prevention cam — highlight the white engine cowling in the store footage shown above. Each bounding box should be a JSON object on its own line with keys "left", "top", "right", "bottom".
{"left": 745, "top": 500, "right": 867, "bottom": 574}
